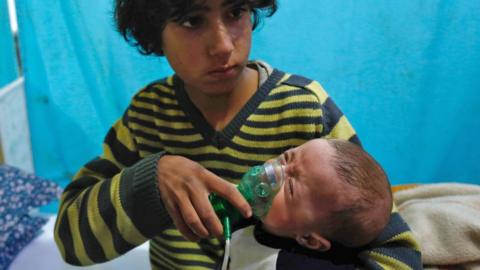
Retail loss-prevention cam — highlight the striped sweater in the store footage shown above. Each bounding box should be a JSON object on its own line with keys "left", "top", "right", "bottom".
{"left": 54, "top": 65, "right": 421, "bottom": 269}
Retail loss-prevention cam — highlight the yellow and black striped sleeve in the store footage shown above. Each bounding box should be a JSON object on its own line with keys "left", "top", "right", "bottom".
{"left": 288, "top": 74, "right": 422, "bottom": 269}
{"left": 359, "top": 211, "right": 422, "bottom": 269}
{"left": 284, "top": 74, "right": 360, "bottom": 145}
{"left": 54, "top": 95, "right": 172, "bottom": 265}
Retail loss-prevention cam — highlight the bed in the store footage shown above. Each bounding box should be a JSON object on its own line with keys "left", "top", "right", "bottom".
{"left": 2, "top": 165, "right": 480, "bottom": 270}
{"left": 0, "top": 165, "right": 149, "bottom": 270}
{"left": 8, "top": 216, "right": 149, "bottom": 270}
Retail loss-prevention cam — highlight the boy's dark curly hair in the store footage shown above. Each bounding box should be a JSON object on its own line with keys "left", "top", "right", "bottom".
{"left": 114, "top": 0, "right": 277, "bottom": 56}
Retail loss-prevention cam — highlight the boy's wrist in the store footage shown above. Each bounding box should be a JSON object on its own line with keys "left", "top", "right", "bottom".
{"left": 122, "top": 152, "right": 173, "bottom": 237}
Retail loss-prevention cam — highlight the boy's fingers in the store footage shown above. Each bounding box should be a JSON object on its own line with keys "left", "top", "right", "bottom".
{"left": 191, "top": 192, "right": 223, "bottom": 238}
{"left": 209, "top": 177, "right": 252, "bottom": 218}
{"left": 177, "top": 195, "right": 210, "bottom": 239}
{"left": 165, "top": 200, "right": 199, "bottom": 242}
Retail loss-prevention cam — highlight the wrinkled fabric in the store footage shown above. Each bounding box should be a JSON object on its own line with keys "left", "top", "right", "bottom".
{"left": 395, "top": 183, "right": 480, "bottom": 266}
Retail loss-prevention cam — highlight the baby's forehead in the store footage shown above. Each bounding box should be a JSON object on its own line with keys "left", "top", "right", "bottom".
{"left": 298, "top": 143, "right": 335, "bottom": 170}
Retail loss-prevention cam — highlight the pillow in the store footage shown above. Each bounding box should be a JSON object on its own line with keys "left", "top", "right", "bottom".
{"left": 0, "top": 165, "right": 63, "bottom": 269}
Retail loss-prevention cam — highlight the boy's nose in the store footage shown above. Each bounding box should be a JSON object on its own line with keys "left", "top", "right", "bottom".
{"left": 207, "top": 22, "right": 234, "bottom": 58}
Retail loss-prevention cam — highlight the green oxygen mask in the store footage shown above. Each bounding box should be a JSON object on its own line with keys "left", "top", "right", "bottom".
{"left": 208, "top": 159, "right": 285, "bottom": 239}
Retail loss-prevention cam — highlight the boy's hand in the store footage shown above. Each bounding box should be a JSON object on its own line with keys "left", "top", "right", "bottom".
{"left": 156, "top": 155, "right": 252, "bottom": 241}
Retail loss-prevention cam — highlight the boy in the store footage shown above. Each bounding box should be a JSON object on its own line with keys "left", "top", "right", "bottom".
{"left": 54, "top": 0, "right": 421, "bottom": 269}
{"left": 229, "top": 139, "right": 394, "bottom": 269}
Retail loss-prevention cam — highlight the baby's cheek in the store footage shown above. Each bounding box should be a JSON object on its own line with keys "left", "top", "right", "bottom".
{"left": 262, "top": 185, "right": 287, "bottom": 225}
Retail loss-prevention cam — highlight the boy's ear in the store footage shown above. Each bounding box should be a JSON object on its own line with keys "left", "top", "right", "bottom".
{"left": 295, "top": 233, "right": 331, "bottom": 251}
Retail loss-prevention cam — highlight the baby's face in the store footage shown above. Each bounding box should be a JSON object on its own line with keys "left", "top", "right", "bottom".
{"left": 261, "top": 140, "right": 345, "bottom": 238}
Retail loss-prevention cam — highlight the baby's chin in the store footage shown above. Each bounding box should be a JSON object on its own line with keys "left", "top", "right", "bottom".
{"left": 260, "top": 219, "right": 292, "bottom": 238}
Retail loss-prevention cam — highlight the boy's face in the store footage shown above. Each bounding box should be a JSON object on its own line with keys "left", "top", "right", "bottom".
{"left": 161, "top": 0, "right": 253, "bottom": 97}
{"left": 262, "top": 140, "right": 346, "bottom": 239}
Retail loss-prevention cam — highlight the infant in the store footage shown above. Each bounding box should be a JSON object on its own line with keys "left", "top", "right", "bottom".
{"left": 260, "top": 138, "right": 392, "bottom": 250}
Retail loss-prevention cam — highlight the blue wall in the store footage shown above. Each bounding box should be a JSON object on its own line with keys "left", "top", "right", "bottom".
{"left": 251, "top": 1, "right": 480, "bottom": 184}
{"left": 14, "top": 0, "right": 480, "bottom": 186}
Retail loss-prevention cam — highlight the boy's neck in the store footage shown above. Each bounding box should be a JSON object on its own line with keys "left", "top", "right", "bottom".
{"left": 186, "top": 66, "right": 259, "bottom": 131}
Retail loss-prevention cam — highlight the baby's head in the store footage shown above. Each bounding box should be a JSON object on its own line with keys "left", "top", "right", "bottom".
{"left": 261, "top": 139, "right": 392, "bottom": 251}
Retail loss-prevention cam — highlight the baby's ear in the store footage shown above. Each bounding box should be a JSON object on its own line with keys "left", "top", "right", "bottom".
{"left": 295, "top": 233, "right": 331, "bottom": 251}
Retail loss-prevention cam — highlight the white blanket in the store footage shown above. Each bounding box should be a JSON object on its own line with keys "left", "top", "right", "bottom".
{"left": 394, "top": 183, "right": 480, "bottom": 269}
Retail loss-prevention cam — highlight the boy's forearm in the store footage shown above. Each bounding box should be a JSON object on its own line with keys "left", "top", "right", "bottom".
{"left": 54, "top": 152, "right": 171, "bottom": 265}
{"left": 54, "top": 116, "right": 172, "bottom": 265}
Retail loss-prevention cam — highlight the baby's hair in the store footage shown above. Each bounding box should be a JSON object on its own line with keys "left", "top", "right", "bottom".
{"left": 323, "top": 139, "right": 392, "bottom": 247}
{"left": 114, "top": 0, "right": 278, "bottom": 56}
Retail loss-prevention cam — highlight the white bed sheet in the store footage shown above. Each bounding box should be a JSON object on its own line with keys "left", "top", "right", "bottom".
{"left": 9, "top": 215, "right": 150, "bottom": 270}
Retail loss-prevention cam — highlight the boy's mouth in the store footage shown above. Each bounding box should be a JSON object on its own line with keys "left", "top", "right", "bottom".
{"left": 208, "top": 65, "right": 238, "bottom": 77}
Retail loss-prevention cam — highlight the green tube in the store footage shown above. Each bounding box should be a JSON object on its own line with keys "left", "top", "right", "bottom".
{"left": 223, "top": 216, "right": 231, "bottom": 240}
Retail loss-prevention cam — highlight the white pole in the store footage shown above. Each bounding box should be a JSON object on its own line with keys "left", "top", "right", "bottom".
{"left": 7, "top": 0, "right": 18, "bottom": 34}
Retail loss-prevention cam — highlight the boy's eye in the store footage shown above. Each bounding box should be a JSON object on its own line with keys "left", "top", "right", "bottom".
{"left": 228, "top": 6, "right": 248, "bottom": 20}
{"left": 180, "top": 16, "right": 204, "bottom": 28}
